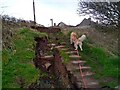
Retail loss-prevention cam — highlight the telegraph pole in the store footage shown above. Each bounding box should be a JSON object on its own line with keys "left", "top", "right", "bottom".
{"left": 33, "top": 0, "right": 36, "bottom": 24}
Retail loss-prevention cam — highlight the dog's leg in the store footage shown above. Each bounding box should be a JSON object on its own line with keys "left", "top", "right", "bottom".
{"left": 79, "top": 42, "right": 83, "bottom": 51}
{"left": 74, "top": 43, "right": 78, "bottom": 50}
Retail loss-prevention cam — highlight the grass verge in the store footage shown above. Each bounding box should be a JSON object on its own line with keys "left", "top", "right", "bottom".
{"left": 2, "top": 28, "right": 48, "bottom": 88}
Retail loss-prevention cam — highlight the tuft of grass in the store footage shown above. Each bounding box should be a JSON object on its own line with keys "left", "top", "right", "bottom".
{"left": 79, "top": 41, "right": 119, "bottom": 88}
{"left": 60, "top": 50, "right": 70, "bottom": 64}
{"left": 2, "top": 28, "right": 48, "bottom": 88}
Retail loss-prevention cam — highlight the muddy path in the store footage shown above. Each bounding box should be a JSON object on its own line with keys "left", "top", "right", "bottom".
{"left": 28, "top": 35, "right": 78, "bottom": 89}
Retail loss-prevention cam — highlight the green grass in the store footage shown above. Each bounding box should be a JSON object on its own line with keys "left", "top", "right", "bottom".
{"left": 79, "top": 41, "right": 119, "bottom": 88}
{"left": 60, "top": 50, "right": 70, "bottom": 64}
{"left": 2, "top": 28, "right": 48, "bottom": 88}
{"left": 0, "top": 50, "right": 1, "bottom": 90}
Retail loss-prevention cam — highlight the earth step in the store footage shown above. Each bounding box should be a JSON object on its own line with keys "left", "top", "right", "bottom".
{"left": 47, "top": 43, "right": 56, "bottom": 46}
{"left": 86, "top": 82, "right": 99, "bottom": 86}
{"left": 74, "top": 73, "right": 82, "bottom": 82}
{"left": 80, "top": 66, "right": 91, "bottom": 70}
{"left": 66, "top": 68, "right": 73, "bottom": 72}
{"left": 55, "top": 45, "right": 65, "bottom": 48}
{"left": 69, "top": 55, "right": 81, "bottom": 58}
{"left": 60, "top": 48, "right": 69, "bottom": 51}
{"left": 74, "top": 66, "right": 91, "bottom": 70}
{"left": 66, "top": 66, "right": 82, "bottom": 73}
{"left": 72, "top": 60, "right": 86, "bottom": 64}
{"left": 79, "top": 82, "right": 99, "bottom": 88}
{"left": 66, "top": 51, "right": 77, "bottom": 54}
{"left": 82, "top": 72, "right": 94, "bottom": 77}
{"left": 41, "top": 55, "right": 54, "bottom": 59}
{"left": 84, "top": 77, "right": 100, "bottom": 88}
{"left": 86, "top": 82, "right": 100, "bottom": 88}
{"left": 76, "top": 82, "right": 82, "bottom": 88}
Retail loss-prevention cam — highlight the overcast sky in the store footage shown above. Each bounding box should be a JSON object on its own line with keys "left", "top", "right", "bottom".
{"left": 0, "top": 0, "right": 89, "bottom": 26}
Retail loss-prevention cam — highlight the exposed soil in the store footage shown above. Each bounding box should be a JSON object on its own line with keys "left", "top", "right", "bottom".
{"left": 29, "top": 35, "right": 78, "bottom": 89}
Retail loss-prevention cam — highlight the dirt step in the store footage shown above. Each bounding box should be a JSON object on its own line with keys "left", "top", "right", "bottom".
{"left": 82, "top": 72, "right": 94, "bottom": 77}
{"left": 84, "top": 77, "right": 100, "bottom": 88}
{"left": 66, "top": 68, "right": 74, "bottom": 72}
{"left": 74, "top": 66, "right": 91, "bottom": 70}
{"left": 60, "top": 48, "right": 69, "bottom": 51}
{"left": 72, "top": 60, "right": 86, "bottom": 64}
{"left": 66, "top": 51, "right": 77, "bottom": 54}
{"left": 55, "top": 45, "right": 65, "bottom": 48}
{"left": 86, "top": 82, "right": 99, "bottom": 87}
{"left": 76, "top": 82, "right": 82, "bottom": 88}
{"left": 68, "top": 66, "right": 91, "bottom": 73}
{"left": 41, "top": 55, "right": 54, "bottom": 59}
{"left": 80, "top": 66, "right": 91, "bottom": 70}
{"left": 72, "top": 71, "right": 94, "bottom": 77}
{"left": 75, "top": 76, "right": 100, "bottom": 88}
{"left": 73, "top": 73, "right": 82, "bottom": 82}
{"left": 47, "top": 43, "right": 56, "bottom": 46}
{"left": 81, "top": 84, "right": 100, "bottom": 88}
{"left": 69, "top": 55, "right": 81, "bottom": 58}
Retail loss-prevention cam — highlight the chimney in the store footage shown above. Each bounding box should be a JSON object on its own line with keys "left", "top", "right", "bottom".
{"left": 54, "top": 23, "right": 56, "bottom": 26}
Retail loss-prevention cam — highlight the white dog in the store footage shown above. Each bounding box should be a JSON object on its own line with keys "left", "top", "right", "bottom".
{"left": 70, "top": 32, "right": 86, "bottom": 51}
{"left": 74, "top": 34, "right": 86, "bottom": 51}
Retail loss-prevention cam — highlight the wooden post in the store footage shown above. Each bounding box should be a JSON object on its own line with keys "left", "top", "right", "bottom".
{"left": 50, "top": 19, "right": 53, "bottom": 27}
{"left": 33, "top": 0, "right": 36, "bottom": 24}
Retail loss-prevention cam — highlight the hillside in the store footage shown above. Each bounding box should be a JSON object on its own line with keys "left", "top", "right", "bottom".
{"left": 2, "top": 16, "right": 119, "bottom": 89}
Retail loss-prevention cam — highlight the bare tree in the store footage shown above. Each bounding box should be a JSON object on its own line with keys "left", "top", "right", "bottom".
{"left": 77, "top": 0, "right": 120, "bottom": 27}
